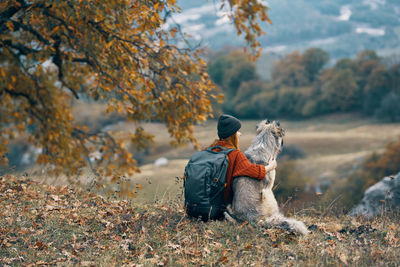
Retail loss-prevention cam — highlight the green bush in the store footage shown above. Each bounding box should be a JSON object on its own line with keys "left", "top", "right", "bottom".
{"left": 362, "top": 65, "right": 391, "bottom": 115}
{"left": 374, "top": 92, "right": 400, "bottom": 122}
{"left": 279, "top": 144, "right": 306, "bottom": 160}
{"left": 249, "top": 91, "right": 279, "bottom": 119}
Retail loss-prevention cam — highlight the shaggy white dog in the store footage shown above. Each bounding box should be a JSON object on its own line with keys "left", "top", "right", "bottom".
{"left": 225, "top": 120, "right": 309, "bottom": 235}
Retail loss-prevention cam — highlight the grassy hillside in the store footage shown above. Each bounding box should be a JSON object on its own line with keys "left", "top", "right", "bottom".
{"left": 1, "top": 175, "right": 399, "bottom": 266}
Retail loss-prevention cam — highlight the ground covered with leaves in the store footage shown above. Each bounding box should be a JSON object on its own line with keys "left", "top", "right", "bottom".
{"left": 1, "top": 175, "right": 399, "bottom": 266}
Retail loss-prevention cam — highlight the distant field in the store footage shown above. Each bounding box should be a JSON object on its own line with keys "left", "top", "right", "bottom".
{"left": 124, "top": 114, "right": 400, "bottom": 203}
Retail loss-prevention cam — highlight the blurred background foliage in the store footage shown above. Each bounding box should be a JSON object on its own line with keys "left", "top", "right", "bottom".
{"left": 207, "top": 48, "right": 400, "bottom": 122}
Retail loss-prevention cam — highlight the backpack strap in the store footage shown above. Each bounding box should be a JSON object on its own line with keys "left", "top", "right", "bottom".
{"left": 206, "top": 145, "right": 235, "bottom": 155}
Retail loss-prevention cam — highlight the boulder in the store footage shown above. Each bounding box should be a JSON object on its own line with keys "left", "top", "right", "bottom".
{"left": 350, "top": 172, "right": 400, "bottom": 217}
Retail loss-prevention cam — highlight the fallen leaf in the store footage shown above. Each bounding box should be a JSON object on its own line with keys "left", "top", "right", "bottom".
{"left": 340, "top": 254, "right": 348, "bottom": 265}
{"left": 45, "top": 205, "right": 59, "bottom": 211}
{"left": 49, "top": 194, "right": 60, "bottom": 201}
{"left": 220, "top": 256, "right": 228, "bottom": 263}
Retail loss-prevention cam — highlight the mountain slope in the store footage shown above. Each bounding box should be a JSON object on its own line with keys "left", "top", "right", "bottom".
{"left": 174, "top": 0, "right": 400, "bottom": 59}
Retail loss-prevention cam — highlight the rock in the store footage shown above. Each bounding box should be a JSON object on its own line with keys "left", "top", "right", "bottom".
{"left": 154, "top": 157, "right": 168, "bottom": 167}
{"left": 350, "top": 172, "right": 400, "bottom": 217}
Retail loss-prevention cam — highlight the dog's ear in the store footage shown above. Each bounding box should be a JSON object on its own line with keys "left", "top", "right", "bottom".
{"left": 276, "top": 120, "right": 280, "bottom": 127}
{"left": 256, "top": 120, "right": 267, "bottom": 133}
{"left": 275, "top": 127, "right": 286, "bottom": 137}
{"left": 265, "top": 119, "right": 271, "bottom": 124}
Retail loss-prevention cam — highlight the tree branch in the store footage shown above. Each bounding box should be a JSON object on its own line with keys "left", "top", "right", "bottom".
{"left": 3, "top": 88, "right": 37, "bottom": 106}
{"left": 0, "top": 1, "right": 30, "bottom": 28}
{"left": 0, "top": 39, "right": 40, "bottom": 55}
{"left": 14, "top": 21, "right": 51, "bottom": 45}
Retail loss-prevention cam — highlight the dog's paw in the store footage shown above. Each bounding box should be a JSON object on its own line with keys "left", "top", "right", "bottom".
{"left": 224, "top": 211, "right": 237, "bottom": 223}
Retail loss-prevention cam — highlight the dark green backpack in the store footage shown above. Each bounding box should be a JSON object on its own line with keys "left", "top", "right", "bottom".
{"left": 184, "top": 146, "right": 235, "bottom": 221}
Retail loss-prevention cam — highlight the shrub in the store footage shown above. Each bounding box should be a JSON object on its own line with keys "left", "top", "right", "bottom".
{"left": 374, "top": 92, "right": 400, "bottom": 122}
{"left": 232, "top": 80, "right": 271, "bottom": 118}
{"left": 274, "top": 160, "right": 309, "bottom": 203}
{"left": 362, "top": 65, "right": 391, "bottom": 116}
{"left": 278, "top": 145, "right": 306, "bottom": 160}
{"left": 249, "top": 90, "right": 279, "bottom": 119}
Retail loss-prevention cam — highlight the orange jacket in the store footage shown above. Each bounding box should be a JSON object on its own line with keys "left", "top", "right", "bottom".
{"left": 211, "top": 140, "right": 266, "bottom": 203}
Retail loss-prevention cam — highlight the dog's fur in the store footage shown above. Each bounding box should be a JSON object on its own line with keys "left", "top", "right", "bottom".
{"left": 225, "top": 120, "right": 308, "bottom": 235}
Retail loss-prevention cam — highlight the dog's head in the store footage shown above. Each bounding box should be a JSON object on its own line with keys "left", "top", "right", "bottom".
{"left": 256, "top": 119, "right": 285, "bottom": 154}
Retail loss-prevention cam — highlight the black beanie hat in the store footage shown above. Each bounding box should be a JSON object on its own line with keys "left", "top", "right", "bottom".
{"left": 217, "top": 114, "right": 241, "bottom": 139}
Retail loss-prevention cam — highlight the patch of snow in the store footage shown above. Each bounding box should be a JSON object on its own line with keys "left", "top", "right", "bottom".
{"left": 309, "top": 37, "right": 337, "bottom": 47}
{"left": 262, "top": 45, "right": 287, "bottom": 53}
{"left": 337, "top": 5, "right": 352, "bottom": 21}
{"left": 356, "top": 27, "right": 385, "bottom": 36}
{"left": 154, "top": 157, "right": 168, "bottom": 167}
{"left": 364, "top": 0, "right": 386, "bottom": 10}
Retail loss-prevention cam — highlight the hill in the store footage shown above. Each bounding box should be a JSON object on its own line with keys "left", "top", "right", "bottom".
{"left": 1, "top": 175, "right": 399, "bottom": 266}
{"left": 174, "top": 0, "right": 400, "bottom": 61}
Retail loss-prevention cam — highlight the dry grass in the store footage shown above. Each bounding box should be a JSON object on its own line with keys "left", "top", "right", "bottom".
{"left": 1, "top": 175, "right": 399, "bottom": 266}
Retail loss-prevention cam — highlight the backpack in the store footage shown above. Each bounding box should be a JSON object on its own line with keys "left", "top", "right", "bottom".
{"left": 184, "top": 145, "right": 235, "bottom": 221}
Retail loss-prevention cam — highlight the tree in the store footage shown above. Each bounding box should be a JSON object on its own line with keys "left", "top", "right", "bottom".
{"left": 271, "top": 51, "right": 308, "bottom": 87}
{"left": 333, "top": 58, "right": 357, "bottom": 72}
{"left": 225, "top": 53, "right": 258, "bottom": 96}
{"left": 388, "top": 63, "right": 400, "bottom": 94}
{"left": 320, "top": 69, "right": 360, "bottom": 111}
{"left": 375, "top": 92, "right": 400, "bottom": 122}
{"left": 232, "top": 80, "right": 269, "bottom": 118}
{"left": 207, "top": 50, "right": 259, "bottom": 114}
{"left": 362, "top": 65, "right": 391, "bottom": 115}
{"left": 302, "top": 48, "right": 329, "bottom": 83}
{"left": 0, "top": 0, "right": 271, "bottom": 181}
{"left": 207, "top": 54, "right": 233, "bottom": 87}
